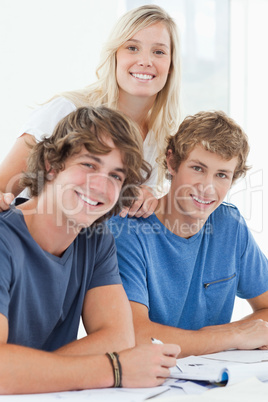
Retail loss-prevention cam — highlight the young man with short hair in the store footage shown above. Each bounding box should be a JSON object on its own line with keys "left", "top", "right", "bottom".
{"left": 108, "top": 110, "right": 268, "bottom": 357}
{"left": 0, "top": 106, "right": 179, "bottom": 394}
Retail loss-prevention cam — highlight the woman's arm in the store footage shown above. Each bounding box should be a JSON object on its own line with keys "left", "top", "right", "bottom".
{"left": 0, "top": 133, "right": 36, "bottom": 207}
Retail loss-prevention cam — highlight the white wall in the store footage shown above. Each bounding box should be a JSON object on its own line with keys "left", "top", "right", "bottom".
{"left": 229, "top": 0, "right": 268, "bottom": 254}
{"left": 0, "top": 0, "right": 124, "bottom": 160}
{"left": 230, "top": 0, "right": 268, "bottom": 320}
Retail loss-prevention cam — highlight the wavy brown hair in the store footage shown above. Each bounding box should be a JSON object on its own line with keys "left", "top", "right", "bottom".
{"left": 21, "top": 106, "right": 151, "bottom": 223}
{"left": 160, "top": 110, "right": 250, "bottom": 184}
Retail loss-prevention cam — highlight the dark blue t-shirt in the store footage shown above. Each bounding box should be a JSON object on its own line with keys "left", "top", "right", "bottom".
{"left": 0, "top": 208, "right": 121, "bottom": 351}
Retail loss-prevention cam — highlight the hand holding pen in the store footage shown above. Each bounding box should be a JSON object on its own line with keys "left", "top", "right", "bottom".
{"left": 151, "top": 338, "right": 183, "bottom": 373}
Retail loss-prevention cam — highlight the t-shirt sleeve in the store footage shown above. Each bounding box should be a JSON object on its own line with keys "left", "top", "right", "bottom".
{"left": 108, "top": 217, "right": 149, "bottom": 308}
{"left": 0, "top": 238, "right": 13, "bottom": 319}
{"left": 18, "top": 97, "right": 76, "bottom": 141}
{"left": 88, "top": 227, "right": 122, "bottom": 290}
{"left": 237, "top": 215, "right": 268, "bottom": 299}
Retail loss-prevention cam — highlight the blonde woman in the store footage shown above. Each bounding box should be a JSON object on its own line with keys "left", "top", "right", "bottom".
{"left": 0, "top": 4, "right": 181, "bottom": 216}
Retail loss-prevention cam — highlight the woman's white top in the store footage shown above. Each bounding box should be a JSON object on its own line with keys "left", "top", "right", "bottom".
{"left": 19, "top": 97, "right": 169, "bottom": 197}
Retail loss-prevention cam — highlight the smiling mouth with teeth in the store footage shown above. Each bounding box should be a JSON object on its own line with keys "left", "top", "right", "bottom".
{"left": 77, "top": 192, "right": 103, "bottom": 207}
{"left": 191, "top": 195, "right": 214, "bottom": 205}
{"left": 131, "top": 73, "right": 154, "bottom": 80}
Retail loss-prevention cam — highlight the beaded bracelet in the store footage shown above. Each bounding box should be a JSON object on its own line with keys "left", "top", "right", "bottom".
{"left": 106, "top": 352, "right": 122, "bottom": 387}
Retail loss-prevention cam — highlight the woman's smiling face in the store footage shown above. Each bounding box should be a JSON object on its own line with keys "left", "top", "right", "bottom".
{"left": 116, "top": 22, "right": 171, "bottom": 101}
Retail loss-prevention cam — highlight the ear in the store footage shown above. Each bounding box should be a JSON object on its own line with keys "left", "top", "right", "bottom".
{"left": 45, "top": 161, "right": 55, "bottom": 181}
{"left": 166, "top": 149, "right": 176, "bottom": 176}
{"left": 45, "top": 160, "right": 51, "bottom": 172}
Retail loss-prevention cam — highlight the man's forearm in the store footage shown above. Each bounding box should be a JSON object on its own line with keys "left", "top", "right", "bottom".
{"left": 239, "top": 307, "right": 268, "bottom": 322}
{"left": 55, "top": 326, "right": 135, "bottom": 356}
{"left": 134, "top": 320, "right": 234, "bottom": 357}
{"left": 134, "top": 318, "right": 268, "bottom": 358}
{"left": 0, "top": 344, "right": 113, "bottom": 394}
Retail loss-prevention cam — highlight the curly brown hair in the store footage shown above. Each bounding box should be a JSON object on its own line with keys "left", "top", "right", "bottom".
{"left": 160, "top": 110, "right": 250, "bottom": 184}
{"left": 21, "top": 106, "right": 151, "bottom": 223}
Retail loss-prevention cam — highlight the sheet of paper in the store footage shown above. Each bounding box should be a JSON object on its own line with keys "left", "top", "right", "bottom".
{"left": 169, "top": 356, "right": 227, "bottom": 383}
{"left": 0, "top": 386, "right": 170, "bottom": 402}
{"left": 170, "top": 353, "right": 268, "bottom": 385}
{"left": 164, "top": 378, "right": 212, "bottom": 395}
{"left": 224, "top": 361, "right": 268, "bottom": 385}
{"left": 156, "top": 377, "right": 268, "bottom": 402}
{"left": 201, "top": 349, "right": 268, "bottom": 363}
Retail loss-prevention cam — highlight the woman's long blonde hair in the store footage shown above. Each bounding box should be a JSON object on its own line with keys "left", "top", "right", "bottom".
{"left": 59, "top": 5, "right": 181, "bottom": 185}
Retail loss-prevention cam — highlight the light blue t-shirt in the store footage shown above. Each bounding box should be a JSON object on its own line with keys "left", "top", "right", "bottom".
{"left": 108, "top": 203, "right": 268, "bottom": 330}
{"left": 0, "top": 207, "right": 122, "bottom": 351}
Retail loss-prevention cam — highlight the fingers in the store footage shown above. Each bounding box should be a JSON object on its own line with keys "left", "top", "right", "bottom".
{"left": 119, "top": 207, "right": 130, "bottom": 218}
{"left": 0, "top": 193, "right": 14, "bottom": 211}
{"left": 120, "top": 199, "right": 142, "bottom": 218}
{"left": 152, "top": 344, "right": 181, "bottom": 380}
{"left": 119, "top": 188, "right": 144, "bottom": 218}
{"left": 119, "top": 186, "right": 158, "bottom": 218}
{"left": 259, "top": 345, "right": 268, "bottom": 350}
{"left": 156, "top": 366, "right": 173, "bottom": 380}
{"left": 146, "top": 344, "right": 181, "bottom": 376}
{"left": 119, "top": 343, "right": 180, "bottom": 388}
{"left": 235, "top": 319, "right": 268, "bottom": 350}
{"left": 135, "top": 197, "right": 158, "bottom": 218}
{"left": 126, "top": 189, "right": 145, "bottom": 217}
{"left": 162, "top": 343, "right": 181, "bottom": 359}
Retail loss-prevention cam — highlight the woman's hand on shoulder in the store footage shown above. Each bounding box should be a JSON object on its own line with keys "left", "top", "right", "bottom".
{"left": 120, "top": 185, "right": 158, "bottom": 219}
{"left": 0, "top": 192, "right": 14, "bottom": 212}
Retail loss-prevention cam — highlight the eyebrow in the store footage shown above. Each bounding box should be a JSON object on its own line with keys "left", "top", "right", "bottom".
{"left": 189, "top": 159, "right": 234, "bottom": 174}
{"left": 126, "top": 38, "right": 170, "bottom": 50}
{"left": 79, "top": 154, "right": 127, "bottom": 175}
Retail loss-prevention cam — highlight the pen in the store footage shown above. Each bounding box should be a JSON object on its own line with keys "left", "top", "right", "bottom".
{"left": 151, "top": 338, "right": 183, "bottom": 373}
{"left": 151, "top": 337, "right": 163, "bottom": 344}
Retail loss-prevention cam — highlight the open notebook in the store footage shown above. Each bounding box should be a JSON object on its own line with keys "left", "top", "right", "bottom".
{"left": 169, "top": 349, "right": 268, "bottom": 386}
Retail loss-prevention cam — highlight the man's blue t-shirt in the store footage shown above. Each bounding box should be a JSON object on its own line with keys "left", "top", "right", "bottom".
{"left": 108, "top": 203, "right": 268, "bottom": 329}
{"left": 0, "top": 208, "right": 122, "bottom": 351}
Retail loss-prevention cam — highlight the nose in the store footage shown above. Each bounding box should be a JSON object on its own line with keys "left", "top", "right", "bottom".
{"left": 88, "top": 173, "right": 109, "bottom": 194}
{"left": 197, "top": 175, "right": 216, "bottom": 196}
{"left": 137, "top": 50, "right": 153, "bottom": 67}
